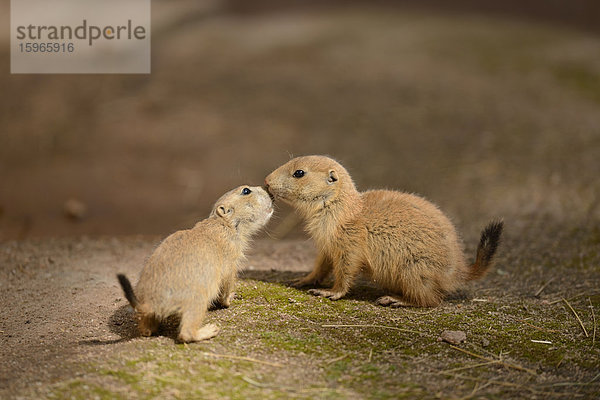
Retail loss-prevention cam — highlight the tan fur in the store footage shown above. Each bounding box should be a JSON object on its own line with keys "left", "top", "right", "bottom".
{"left": 265, "top": 155, "right": 502, "bottom": 307}
{"left": 118, "top": 185, "right": 273, "bottom": 342}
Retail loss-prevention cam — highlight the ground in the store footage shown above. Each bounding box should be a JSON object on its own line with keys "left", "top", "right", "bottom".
{"left": 1, "top": 226, "right": 599, "bottom": 399}
{"left": 1, "top": 2, "right": 600, "bottom": 399}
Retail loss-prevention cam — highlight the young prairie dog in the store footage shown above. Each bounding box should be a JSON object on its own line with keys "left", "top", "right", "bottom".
{"left": 117, "top": 185, "right": 273, "bottom": 342}
{"left": 265, "top": 155, "right": 503, "bottom": 307}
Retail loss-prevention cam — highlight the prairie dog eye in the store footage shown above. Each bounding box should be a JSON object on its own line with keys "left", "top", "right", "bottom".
{"left": 293, "top": 170, "right": 305, "bottom": 178}
{"left": 242, "top": 187, "right": 252, "bottom": 195}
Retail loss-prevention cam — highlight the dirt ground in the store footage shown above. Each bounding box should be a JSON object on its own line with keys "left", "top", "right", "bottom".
{"left": 1, "top": 1, "right": 599, "bottom": 399}
{"left": 1, "top": 226, "right": 599, "bottom": 399}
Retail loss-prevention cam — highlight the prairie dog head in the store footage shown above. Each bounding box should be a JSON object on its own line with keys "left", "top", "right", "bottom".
{"left": 211, "top": 185, "right": 273, "bottom": 237}
{"left": 264, "top": 155, "right": 358, "bottom": 218}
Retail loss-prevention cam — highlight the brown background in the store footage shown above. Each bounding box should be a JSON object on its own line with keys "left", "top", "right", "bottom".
{"left": 1, "top": 0, "right": 599, "bottom": 240}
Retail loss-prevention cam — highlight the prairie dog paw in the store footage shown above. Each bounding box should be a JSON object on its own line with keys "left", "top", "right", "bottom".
{"left": 308, "top": 289, "right": 344, "bottom": 300}
{"left": 225, "top": 292, "right": 237, "bottom": 304}
{"left": 196, "top": 323, "right": 220, "bottom": 340}
{"left": 212, "top": 292, "right": 236, "bottom": 310}
{"left": 376, "top": 296, "right": 411, "bottom": 308}
{"left": 292, "top": 277, "right": 318, "bottom": 288}
{"left": 222, "top": 292, "right": 237, "bottom": 308}
{"left": 179, "top": 323, "right": 220, "bottom": 343}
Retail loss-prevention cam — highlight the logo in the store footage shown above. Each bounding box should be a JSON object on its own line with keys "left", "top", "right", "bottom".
{"left": 11, "top": 0, "right": 151, "bottom": 74}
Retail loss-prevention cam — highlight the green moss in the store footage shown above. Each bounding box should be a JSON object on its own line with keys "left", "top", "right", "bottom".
{"left": 101, "top": 369, "right": 140, "bottom": 386}
{"left": 325, "top": 359, "right": 351, "bottom": 382}
{"left": 552, "top": 62, "right": 600, "bottom": 103}
{"left": 49, "top": 381, "right": 124, "bottom": 400}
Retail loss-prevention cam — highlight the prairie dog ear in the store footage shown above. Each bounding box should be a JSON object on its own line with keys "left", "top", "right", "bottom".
{"left": 327, "top": 170, "right": 338, "bottom": 184}
{"left": 216, "top": 205, "right": 233, "bottom": 218}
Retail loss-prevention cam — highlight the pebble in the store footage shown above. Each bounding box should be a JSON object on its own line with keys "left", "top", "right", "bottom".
{"left": 63, "top": 198, "right": 87, "bottom": 220}
{"left": 438, "top": 330, "right": 467, "bottom": 345}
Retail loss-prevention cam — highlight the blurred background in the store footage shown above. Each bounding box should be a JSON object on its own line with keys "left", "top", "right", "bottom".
{"left": 1, "top": 0, "right": 599, "bottom": 240}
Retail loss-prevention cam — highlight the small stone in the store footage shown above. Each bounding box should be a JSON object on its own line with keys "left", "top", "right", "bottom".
{"left": 63, "top": 198, "right": 87, "bottom": 220}
{"left": 438, "top": 330, "right": 467, "bottom": 345}
{"left": 481, "top": 338, "right": 490, "bottom": 347}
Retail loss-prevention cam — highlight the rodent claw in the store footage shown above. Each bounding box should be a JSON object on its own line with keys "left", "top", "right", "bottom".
{"left": 376, "top": 295, "right": 411, "bottom": 308}
{"left": 308, "top": 289, "right": 343, "bottom": 300}
{"left": 291, "top": 278, "right": 315, "bottom": 288}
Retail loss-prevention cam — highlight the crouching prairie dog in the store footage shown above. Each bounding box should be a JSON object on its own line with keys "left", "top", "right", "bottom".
{"left": 117, "top": 185, "right": 273, "bottom": 342}
{"left": 265, "top": 155, "right": 503, "bottom": 307}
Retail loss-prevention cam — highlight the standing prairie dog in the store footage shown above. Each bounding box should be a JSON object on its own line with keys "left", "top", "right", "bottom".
{"left": 265, "top": 155, "right": 503, "bottom": 307}
{"left": 117, "top": 185, "right": 273, "bottom": 342}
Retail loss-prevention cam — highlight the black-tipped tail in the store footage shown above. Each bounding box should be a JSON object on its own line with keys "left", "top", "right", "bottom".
{"left": 117, "top": 274, "right": 139, "bottom": 309}
{"left": 468, "top": 220, "right": 504, "bottom": 280}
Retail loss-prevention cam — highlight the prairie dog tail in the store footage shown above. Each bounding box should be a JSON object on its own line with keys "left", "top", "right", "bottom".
{"left": 467, "top": 220, "right": 504, "bottom": 281}
{"left": 117, "top": 274, "right": 139, "bottom": 309}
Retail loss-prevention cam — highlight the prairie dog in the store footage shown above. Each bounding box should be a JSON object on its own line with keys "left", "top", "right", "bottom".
{"left": 265, "top": 155, "right": 503, "bottom": 307}
{"left": 117, "top": 185, "right": 273, "bottom": 342}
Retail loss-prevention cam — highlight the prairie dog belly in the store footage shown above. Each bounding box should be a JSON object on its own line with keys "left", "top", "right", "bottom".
{"left": 361, "top": 191, "right": 466, "bottom": 290}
